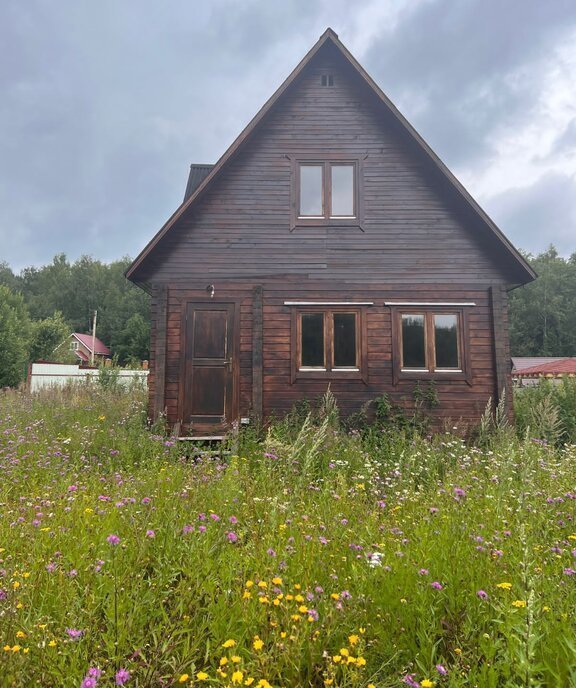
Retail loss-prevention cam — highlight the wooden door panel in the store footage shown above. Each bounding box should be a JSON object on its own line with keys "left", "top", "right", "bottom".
{"left": 192, "top": 310, "right": 228, "bottom": 359}
{"left": 190, "top": 367, "right": 226, "bottom": 416}
{"left": 182, "top": 302, "right": 236, "bottom": 431}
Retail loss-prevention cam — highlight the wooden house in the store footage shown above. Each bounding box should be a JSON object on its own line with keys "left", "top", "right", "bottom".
{"left": 126, "top": 28, "right": 536, "bottom": 436}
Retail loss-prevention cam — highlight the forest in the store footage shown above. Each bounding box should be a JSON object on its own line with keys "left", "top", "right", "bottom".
{"left": 0, "top": 246, "right": 575, "bottom": 387}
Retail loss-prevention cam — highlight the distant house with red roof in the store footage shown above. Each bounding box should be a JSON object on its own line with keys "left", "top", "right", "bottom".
{"left": 54, "top": 333, "right": 111, "bottom": 365}
{"left": 512, "top": 357, "right": 576, "bottom": 385}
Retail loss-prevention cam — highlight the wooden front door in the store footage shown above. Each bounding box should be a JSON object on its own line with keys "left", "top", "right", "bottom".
{"left": 181, "top": 302, "right": 237, "bottom": 432}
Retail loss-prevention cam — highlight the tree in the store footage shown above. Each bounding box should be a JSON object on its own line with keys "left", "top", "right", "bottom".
{"left": 112, "top": 313, "right": 150, "bottom": 365}
{"left": 509, "top": 246, "right": 576, "bottom": 356}
{"left": 0, "top": 285, "right": 31, "bottom": 387}
{"left": 29, "top": 311, "right": 71, "bottom": 362}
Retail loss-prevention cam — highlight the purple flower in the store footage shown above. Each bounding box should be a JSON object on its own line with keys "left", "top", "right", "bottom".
{"left": 402, "top": 674, "right": 420, "bottom": 688}
{"left": 209, "top": 513, "right": 220, "bottom": 522}
{"left": 477, "top": 589, "right": 489, "bottom": 600}
{"left": 0, "top": 589, "right": 6, "bottom": 600}
{"left": 81, "top": 679, "right": 97, "bottom": 688}
{"left": 267, "top": 548, "right": 276, "bottom": 557}
{"left": 436, "top": 664, "right": 448, "bottom": 676}
{"left": 418, "top": 568, "right": 429, "bottom": 576}
{"left": 198, "top": 525, "right": 206, "bottom": 533}
{"left": 107, "top": 534, "right": 120, "bottom": 545}
{"left": 68, "top": 485, "right": 78, "bottom": 492}
{"left": 87, "top": 668, "right": 102, "bottom": 679}
{"left": 145, "top": 530, "right": 155, "bottom": 538}
{"left": 563, "top": 567, "right": 576, "bottom": 576}
{"left": 141, "top": 497, "right": 151, "bottom": 505}
{"left": 431, "top": 581, "right": 444, "bottom": 590}
{"left": 227, "top": 531, "right": 238, "bottom": 543}
{"left": 66, "top": 628, "right": 84, "bottom": 640}
{"left": 454, "top": 487, "right": 466, "bottom": 500}
{"left": 115, "top": 668, "right": 130, "bottom": 685}
{"left": 182, "top": 524, "right": 193, "bottom": 534}
{"left": 229, "top": 516, "right": 238, "bottom": 524}
{"left": 307, "top": 608, "right": 319, "bottom": 621}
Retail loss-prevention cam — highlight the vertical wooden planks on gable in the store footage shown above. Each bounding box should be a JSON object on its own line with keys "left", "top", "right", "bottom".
{"left": 252, "top": 285, "right": 263, "bottom": 420}
{"left": 154, "top": 285, "right": 168, "bottom": 421}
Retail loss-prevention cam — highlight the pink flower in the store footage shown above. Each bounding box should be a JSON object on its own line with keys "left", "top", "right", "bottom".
{"left": 477, "top": 589, "right": 489, "bottom": 600}
{"left": 431, "top": 581, "right": 443, "bottom": 590}
{"left": 145, "top": 530, "right": 155, "bottom": 538}
{"left": 115, "top": 668, "right": 130, "bottom": 685}
{"left": 107, "top": 534, "right": 120, "bottom": 545}
{"left": 227, "top": 531, "right": 238, "bottom": 543}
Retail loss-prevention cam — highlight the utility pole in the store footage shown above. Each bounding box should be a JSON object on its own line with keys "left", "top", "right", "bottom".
{"left": 91, "top": 310, "right": 98, "bottom": 366}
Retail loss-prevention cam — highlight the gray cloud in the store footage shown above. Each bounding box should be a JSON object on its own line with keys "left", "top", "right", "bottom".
{"left": 0, "top": 0, "right": 575, "bottom": 271}
{"left": 362, "top": 0, "right": 576, "bottom": 165}
{"left": 483, "top": 172, "right": 576, "bottom": 258}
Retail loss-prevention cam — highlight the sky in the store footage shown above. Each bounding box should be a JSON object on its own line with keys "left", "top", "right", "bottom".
{"left": 1, "top": 0, "right": 575, "bottom": 272}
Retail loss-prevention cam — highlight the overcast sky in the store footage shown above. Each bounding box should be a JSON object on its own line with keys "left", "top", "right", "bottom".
{"left": 1, "top": 0, "right": 575, "bottom": 272}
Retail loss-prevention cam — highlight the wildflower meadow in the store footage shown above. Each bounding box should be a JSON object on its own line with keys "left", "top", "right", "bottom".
{"left": 1, "top": 385, "right": 576, "bottom": 687}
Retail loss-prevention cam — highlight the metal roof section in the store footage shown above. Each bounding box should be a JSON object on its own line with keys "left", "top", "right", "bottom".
{"left": 184, "top": 164, "right": 214, "bottom": 202}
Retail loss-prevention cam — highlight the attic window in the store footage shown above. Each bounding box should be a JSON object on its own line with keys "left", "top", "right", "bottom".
{"left": 320, "top": 74, "right": 334, "bottom": 87}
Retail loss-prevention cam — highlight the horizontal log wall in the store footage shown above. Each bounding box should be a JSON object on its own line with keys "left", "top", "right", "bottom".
{"left": 152, "top": 279, "right": 510, "bottom": 431}
{"left": 139, "top": 44, "right": 515, "bottom": 286}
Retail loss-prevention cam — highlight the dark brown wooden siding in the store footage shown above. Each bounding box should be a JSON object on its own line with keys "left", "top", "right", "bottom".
{"left": 137, "top": 46, "right": 513, "bottom": 287}
{"left": 152, "top": 279, "right": 509, "bottom": 430}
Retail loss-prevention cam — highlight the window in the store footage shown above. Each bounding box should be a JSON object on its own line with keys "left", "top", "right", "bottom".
{"left": 70, "top": 340, "right": 79, "bottom": 351}
{"left": 298, "top": 162, "right": 355, "bottom": 219}
{"left": 290, "top": 306, "right": 367, "bottom": 382}
{"left": 390, "top": 306, "right": 471, "bottom": 383}
{"left": 289, "top": 155, "right": 363, "bottom": 230}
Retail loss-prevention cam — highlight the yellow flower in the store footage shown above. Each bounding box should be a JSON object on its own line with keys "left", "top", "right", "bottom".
{"left": 291, "top": 614, "right": 301, "bottom": 622}
{"left": 368, "top": 684, "right": 377, "bottom": 688}
{"left": 223, "top": 639, "right": 236, "bottom": 648}
{"left": 496, "top": 582, "right": 512, "bottom": 590}
{"left": 22, "top": 573, "right": 30, "bottom": 579}
{"left": 298, "top": 605, "right": 308, "bottom": 614}
{"left": 98, "top": 415, "right": 106, "bottom": 421}
{"left": 3, "top": 646, "right": 11, "bottom": 652}
{"left": 285, "top": 594, "right": 294, "bottom": 601}
{"left": 220, "top": 657, "right": 229, "bottom": 666}
{"left": 280, "top": 632, "right": 287, "bottom": 639}
{"left": 454, "top": 648, "right": 462, "bottom": 655}
{"left": 257, "top": 581, "right": 267, "bottom": 589}
{"left": 11, "top": 645, "right": 21, "bottom": 652}
{"left": 332, "top": 655, "right": 342, "bottom": 664}
{"left": 12, "top": 581, "right": 20, "bottom": 590}
{"left": 346, "top": 655, "right": 357, "bottom": 665}
{"left": 324, "top": 680, "right": 334, "bottom": 686}
{"left": 16, "top": 631, "right": 26, "bottom": 639}
{"left": 253, "top": 637, "right": 264, "bottom": 651}
{"left": 179, "top": 674, "right": 189, "bottom": 683}
{"left": 243, "top": 591, "right": 252, "bottom": 599}
{"left": 48, "top": 640, "right": 57, "bottom": 647}
{"left": 272, "top": 598, "right": 281, "bottom": 607}
{"left": 294, "top": 584, "right": 301, "bottom": 590}
{"left": 543, "top": 605, "right": 550, "bottom": 612}
{"left": 340, "top": 648, "right": 349, "bottom": 657}
{"left": 330, "top": 593, "right": 339, "bottom": 600}
{"left": 245, "top": 580, "right": 254, "bottom": 588}
{"left": 348, "top": 634, "right": 359, "bottom": 646}
{"left": 244, "top": 678, "right": 255, "bottom": 686}
{"left": 272, "top": 577, "right": 283, "bottom": 585}
{"left": 258, "top": 596, "right": 269, "bottom": 605}
{"left": 421, "top": 681, "right": 435, "bottom": 688}
{"left": 231, "top": 655, "right": 241, "bottom": 663}
{"left": 37, "top": 624, "right": 47, "bottom": 631}
{"left": 232, "top": 670, "right": 244, "bottom": 684}
{"left": 512, "top": 600, "right": 527, "bottom": 608}
{"left": 256, "top": 681, "right": 272, "bottom": 688}
{"left": 356, "top": 656, "right": 366, "bottom": 667}
{"left": 196, "top": 672, "right": 209, "bottom": 681}
{"left": 23, "top": 648, "right": 29, "bottom": 654}
{"left": 16, "top": 603, "right": 23, "bottom": 609}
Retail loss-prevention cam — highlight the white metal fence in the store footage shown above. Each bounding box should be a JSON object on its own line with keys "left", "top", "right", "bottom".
{"left": 28, "top": 362, "right": 148, "bottom": 392}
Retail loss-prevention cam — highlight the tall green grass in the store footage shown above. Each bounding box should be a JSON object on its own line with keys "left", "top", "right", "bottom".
{"left": 1, "top": 386, "right": 575, "bottom": 687}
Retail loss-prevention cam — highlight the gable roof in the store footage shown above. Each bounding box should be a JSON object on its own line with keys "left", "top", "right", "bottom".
{"left": 513, "top": 357, "right": 576, "bottom": 377}
{"left": 72, "top": 333, "right": 111, "bottom": 356}
{"left": 512, "top": 356, "right": 567, "bottom": 371}
{"left": 126, "top": 28, "right": 536, "bottom": 286}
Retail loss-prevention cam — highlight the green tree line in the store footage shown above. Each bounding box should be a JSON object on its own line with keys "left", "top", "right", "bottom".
{"left": 0, "top": 254, "right": 150, "bottom": 386}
